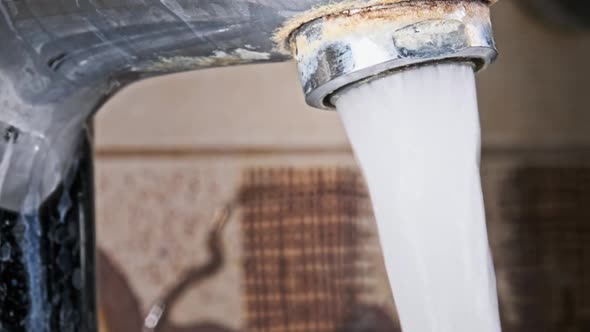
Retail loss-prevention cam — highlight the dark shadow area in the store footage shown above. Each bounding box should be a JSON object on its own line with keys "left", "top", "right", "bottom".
{"left": 0, "top": 132, "right": 96, "bottom": 332}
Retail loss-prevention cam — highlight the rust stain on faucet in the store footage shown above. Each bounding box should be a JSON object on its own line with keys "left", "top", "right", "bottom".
{"left": 138, "top": 48, "right": 272, "bottom": 73}
{"left": 273, "top": 0, "right": 497, "bottom": 55}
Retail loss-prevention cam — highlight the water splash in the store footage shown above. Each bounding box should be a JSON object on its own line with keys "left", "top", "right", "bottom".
{"left": 335, "top": 63, "right": 502, "bottom": 332}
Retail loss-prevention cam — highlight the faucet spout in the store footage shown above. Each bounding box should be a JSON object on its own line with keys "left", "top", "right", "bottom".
{"left": 289, "top": 0, "right": 498, "bottom": 109}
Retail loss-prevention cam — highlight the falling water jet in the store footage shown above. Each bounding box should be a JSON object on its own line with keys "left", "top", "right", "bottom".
{"left": 334, "top": 63, "right": 501, "bottom": 332}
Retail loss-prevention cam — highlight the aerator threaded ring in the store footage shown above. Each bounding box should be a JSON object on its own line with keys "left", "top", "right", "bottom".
{"left": 291, "top": 0, "right": 498, "bottom": 109}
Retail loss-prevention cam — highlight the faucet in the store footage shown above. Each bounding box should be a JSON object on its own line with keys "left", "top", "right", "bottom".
{"left": 0, "top": 1, "right": 497, "bottom": 331}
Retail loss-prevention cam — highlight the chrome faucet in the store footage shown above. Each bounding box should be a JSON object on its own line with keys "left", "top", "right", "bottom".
{"left": 0, "top": 0, "right": 498, "bottom": 209}
{"left": 0, "top": 1, "right": 497, "bottom": 331}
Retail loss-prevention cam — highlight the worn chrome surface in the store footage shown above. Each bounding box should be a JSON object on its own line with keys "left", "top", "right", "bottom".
{"left": 292, "top": 0, "right": 497, "bottom": 109}
{"left": 0, "top": 0, "right": 366, "bottom": 211}
{"left": 0, "top": 0, "right": 499, "bottom": 208}
{"left": 0, "top": 132, "right": 96, "bottom": 332}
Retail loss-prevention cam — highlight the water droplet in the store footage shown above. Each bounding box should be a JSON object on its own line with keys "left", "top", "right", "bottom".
{"left": 0, "top": 244, "right": 11, "bottom": 262}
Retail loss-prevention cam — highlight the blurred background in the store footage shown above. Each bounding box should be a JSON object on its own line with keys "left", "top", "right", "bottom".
{"left": 94, "top": 1, "right": 590, "bottom": 331}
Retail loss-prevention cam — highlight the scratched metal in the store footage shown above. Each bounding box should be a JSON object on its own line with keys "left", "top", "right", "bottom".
{"left": 239, "top": 168, "right": 399, "bottom": 332}
{"left": 0, "top": 0, "right": 361, "bottom": 212}
{"left": 482, "top": 154, "right": 590, "bottom": 331}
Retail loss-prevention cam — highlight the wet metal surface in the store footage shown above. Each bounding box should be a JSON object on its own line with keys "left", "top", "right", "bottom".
{"left": 291, "top": 0, "right": 497, "bottom": 109}
{"left": 0, "top": 0, "right": 360, "bottom": 213}
{"left": 0, "top": 1, "right": 498, "bottom": 331}
{"left": 0, "top": 132, "right": 96, "bottom": 332}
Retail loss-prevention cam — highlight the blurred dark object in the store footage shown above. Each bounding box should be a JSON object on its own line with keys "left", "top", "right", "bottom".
{"left": 485, "top": 158, "right": 590, "bottom": 332}
{"left": 143, "top": 206, "right": 234, "bottom": 332}
{"left": 98, "top": 168, "right": 397, "bottom": 332}
{"left": 336, "top": 306, "right": 401, "bottom": 332}
{"left": 519, "top": 0, "right": 590, "bottom": 28}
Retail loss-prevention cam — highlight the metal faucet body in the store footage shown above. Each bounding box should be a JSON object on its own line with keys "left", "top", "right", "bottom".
{"left": 0, "top": 0, "right": 355, "bottom": 211}
{"left": 0, "top": 0, "right": 497, "bottom": 210}
{"left": 0, "top": 0, "right": 497, "bottom": 135}
{"left": 0, "top": 0, "right": 371, "bottom": 127}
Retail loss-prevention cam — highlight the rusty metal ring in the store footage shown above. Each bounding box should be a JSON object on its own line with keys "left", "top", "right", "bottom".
{"left": 291, "top": 0, "right": 497, "bottom": 110}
